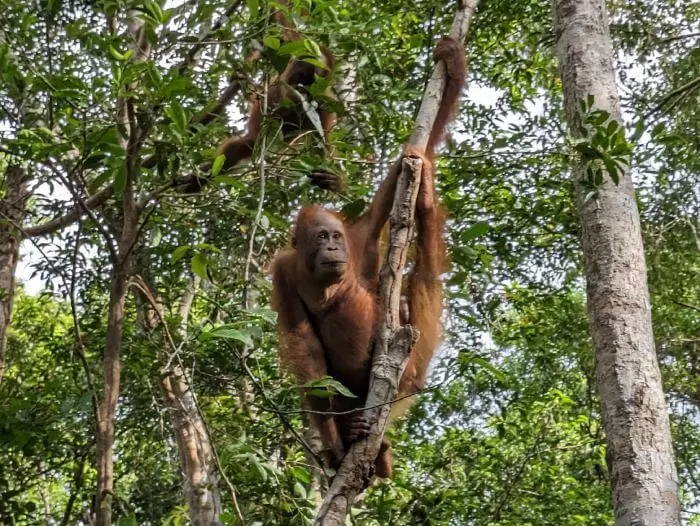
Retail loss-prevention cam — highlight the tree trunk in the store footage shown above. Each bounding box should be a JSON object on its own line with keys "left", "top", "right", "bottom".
{"left": 160, "top": 277, "right": 222, "bottom": 525}
{"left": 0, "top": 164, "right": 29, "bottom": 384}
{"left": 95, "top": 9, "right": 150, "bottom": 523}
{"left": 95, "top": 266, "right": 130, "bottom": 526}
{"left": 553, "top": 1, "right": 681, "bottom": 524}
{"left": 161, "top": 370, "right": 221, "bottom": 525}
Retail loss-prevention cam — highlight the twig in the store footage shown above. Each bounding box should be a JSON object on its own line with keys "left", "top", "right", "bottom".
{"left": 67, "top": 220, "right": 99, "bottom": 423}
{"left": 645, "top": 76, "right": 700, "bottom": 117}
{"left": 671, "top": 299, "right": 700, "bottom": 314}
{"left": 657, "top": 32, "right": 700, "bottom": 44}
{"left": 225, "top": 341, "right": 329, "bottom": 476}
{"left": 242, "top": 76, "right": 269, "bottom": 308}
{"left": 176, "top": 0, "right": 246, "bottom": 75}
{"left": 23, "top": 185, "right": 115, "bottom": 239}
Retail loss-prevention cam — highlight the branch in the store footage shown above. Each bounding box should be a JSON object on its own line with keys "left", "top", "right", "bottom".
{"left": 23, "top": 185, "right": 114, "bottom": 238}
{"left": 176, "top": 0, "right": 246, "bottom": 76}
{"left": 140, "top": 70, "right": 249, "bottom": 173}
{"left": 657, "top": 32, "right": 700, "bottom": 44}
{"left": 315, "top": 2, "right": 480, "bottom": 522}
{"left": 315, "top": 157, "right": 421, "bottom": 523}
{"left": 671, "top": 299, "right": 700, "bottom": 314}
{"left": 409, "top": 0, "right": 479, "bottom": 150}
{"left": 645, "top": 76, "right": 700, "bottom": 117}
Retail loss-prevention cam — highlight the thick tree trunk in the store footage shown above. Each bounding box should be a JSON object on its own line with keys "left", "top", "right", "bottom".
{"left": 0, "top": 164, "right": 29, "bottom": 384}
{"left": 553, "top": 1, "right": 681, "bottom": 524}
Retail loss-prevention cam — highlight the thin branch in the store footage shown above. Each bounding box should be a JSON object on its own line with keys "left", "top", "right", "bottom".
{"left": 242, "top": 76, "right": 268, "bottom": 309}
{"left": 68, "top": 220, "right": 99, "bottom": 423}
{"left": 176, "top": 0, "right": 246, "bottom": 75}
{"left": 671, "top": 300, "right": 700, "bottom": 314}
{"left": 130, "top": 277, "right": 246, "bottom": 525}
{"left": 657, "top": 32, "right": 700, "bottom": 44}
{"left": 646, "top": 76, "right": 700, "bottom": 117}
{"left": 225, "top": 340, "right": 328, "bottom": 476}
{"left": 59, "top": 445, "right": 91, "bottom": 526}
{"left": 23, "top": 185, "right": 115, "bottom": 238}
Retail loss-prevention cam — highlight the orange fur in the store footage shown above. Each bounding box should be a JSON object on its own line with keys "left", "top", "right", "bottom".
{"left": 272, "top": 36, "right": 465, "bottom": 478}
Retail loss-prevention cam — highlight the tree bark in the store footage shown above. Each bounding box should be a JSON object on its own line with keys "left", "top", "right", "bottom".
{"left": 95, "top": 266, "right": 130, "bottom": 526}
{"left": 160, "top": 276, "right": 223, "bottom": 526}
{"left": 161, "top": 371, "right": 222, "bottom": 525}
{"left": 0, "top": 164, "right": 29, "bottom": 384}
{"left": 553, "top": 1, "right": 681, "bottom": 524}
{"left": 95, "top": 10, "right": 150, "bottom": 524}
{"left": 314, "top": 160, "right": 421, "bottom": 524}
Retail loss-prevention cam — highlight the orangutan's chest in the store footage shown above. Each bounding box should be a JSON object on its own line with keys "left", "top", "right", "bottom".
{"left": 316, "top": 294, "right": 377, "bottom": 396}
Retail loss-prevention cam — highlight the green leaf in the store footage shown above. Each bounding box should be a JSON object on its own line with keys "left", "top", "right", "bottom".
{"left": 631, "top": 118, "right": 645, "bottom": 142}
{"left": 113, "top": 166, "right": 126, "bottom": 195}
{"left": 171, "top": 246, "right": 189, "bottom": 263}
{"left": 88, "top": 170, "right": 112, "bottom": 193}
{"left": 591, "top": 110, "right": 609, "bottom": 125}
{"left": 301, "top": 57, "right": 327, "bottom": 70}
{"left": 289, "top": 466, "right": 312, "bottom": 484}
{"left": 211, "top": 154, "right": 226, "bottom": 176}
{"left": 165, "top": 101, "right": 188, "bottom": 134}
{"left": 304, "top": 38, "right": 322, "bottom": 58}
{"left": 602, "top": 153, "right": 619, "bottom": 185}
{"left": 118, "top": 514, "right": 137, "bottom": 526}
{"left": 196, "top": 243, "right": 222, "bottom": 254}
{"left": 144, "top": 0, "right": 164, "bottom": 24}
{"left": 278, "top": 40, "right": 309, "bottom": 57}
{"left": 246, "top": 0, "right": 259, "bottom": 18}
{"left": 293, "top": 481, "right": 307, "bottom": 498}
{"left": 151, "top": 226, "right": 162, "bottom": 247}
{"left": 109, "top": 45, "right": 126, "bottom": 61}
{"left": 307, "top": 389, "right": 334, "bottom": 398}
{"left": 191, "top": 253, "right": 208, "bottom": 280}
{"left": 651, "top": 122, "right": 666, "bottom": 137}
{"left": 206, "top": 327, "right": 253, "bottom": 346}
{"left": 302, "top": 377, "right": 357, "bottom": 398}
{"left": 461, "top": 355, "right": 508, "bottom": 384}
{"left": 463, "top": 222, "right": 490, "bottom": 241}
{"left": 264, "top": 36, "right": 281, "bottom": 50}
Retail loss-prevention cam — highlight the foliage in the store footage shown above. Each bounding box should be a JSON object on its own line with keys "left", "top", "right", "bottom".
{"left": 0, "top": 0, "right": 698, "bottom": 523}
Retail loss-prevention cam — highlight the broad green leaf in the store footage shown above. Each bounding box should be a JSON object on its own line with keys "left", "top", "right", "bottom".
{"left": 109, "top": 45, "right": 126, "bottom": 61}
{"left": 463, "top": 222, "right": 490, "bottom": 241}
{"left": 171, "top": 246, "right": 189, "bottom": 263}
{"left": 289, "top": 466, "right": 312, "bottom": 484}
{"left": 191, "top": 253, "right": 208, "bottom": 280}
{"left": 264, "top": 36, "right": 281, "bottom": 50}
{"left": 302, "top": 377, "right": 357, "bottom": 398}
{"left": 205, "top": 327, "right": 253, "bottom": 346}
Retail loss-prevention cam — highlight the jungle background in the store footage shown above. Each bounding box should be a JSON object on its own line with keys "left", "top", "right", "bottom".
{"left": 0, "top": 0, "right": 698, "bottom": 523}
